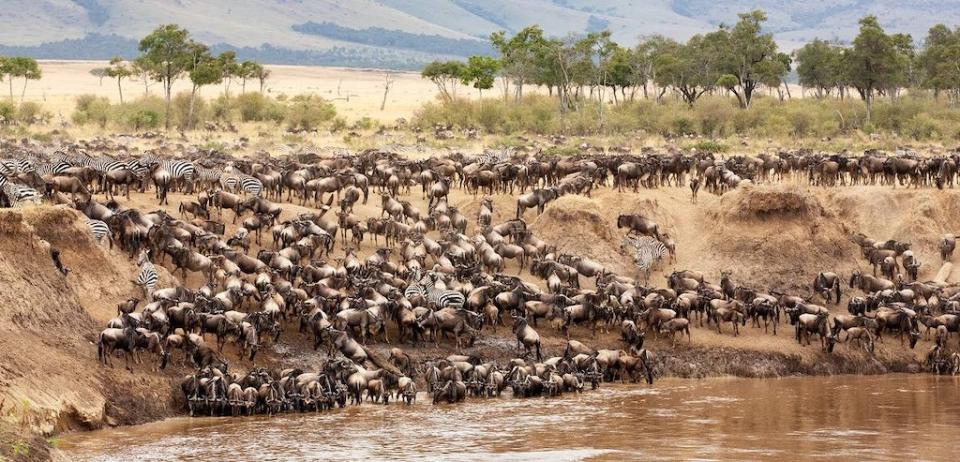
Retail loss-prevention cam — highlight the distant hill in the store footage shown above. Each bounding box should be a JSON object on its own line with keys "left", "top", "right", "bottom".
{"left": 0, "top": 0, "right": 957, "bottom": 69}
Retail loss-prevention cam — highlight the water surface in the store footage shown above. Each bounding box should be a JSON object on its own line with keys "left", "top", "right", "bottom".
{"left": 60, "top": 375, "right": 960, "bottom": 461}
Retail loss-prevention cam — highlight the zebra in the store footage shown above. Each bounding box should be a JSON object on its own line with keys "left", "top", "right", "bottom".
{"left": 123, "top": 159, "right": 150, "bottom": 177}
{"left": 86, "top": 218, "right": 112, "bottom": 247}
{"left": 417, "top": 272, "right": 465, "bottom": 310}
{"left": 142, "top": 156, "right": 196, "bottom": 193}
{"left": 195, "top": 166, "right": 224, "bottom": 191}
{"left": 135, "top": 250, "right": 159, "bottom": 301}
{"left": 1, "top": 181, "right": 41, "bottom": 208}
{"left": 1, "top": 158, "right": 33, "bottom": 175}
{"left": 220, "top": 173, "right": 263, "bottom": 197}
{"left": 32, "top": 161, "right": 71, "bottom": 178}
{"left": 622, "top": 236, "right": 667, "bottom": 281}
{"left": 476, "top": 149, "right": 510, "bottom": 166}
{"left": 403, "top": 268, "right": 427, "bottom": 300}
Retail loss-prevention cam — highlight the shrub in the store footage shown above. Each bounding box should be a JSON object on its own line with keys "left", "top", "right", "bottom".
{"left": 0, "top": 99, "right": 16, "bottom": 122}
{"left": 353, "top": 116, "right": 376, "bottom": 130}
{"left": 236, "top": 92, "right": 284, "bottom": 123}
{"left": 172, "top": 92, "right": 209, "bottom": 128}
{"left": 694, "top": 98, "right": 735, "bottom": 137}
{"left": 209, "top": 95, "right": 234, "bottom": 122}
{"left": 72, "top": 94, "right": 111, "bottom": 128}
{"left": 113, "top": 96, "right": 166, "bottom": 130}
{"left": 16, "top": 102, "right": 47, "bottom": 125}
{"left": 330, "top": 117, "right": 348, "bottom": 132}
{"left": 285, "top": 95, "right": 336, "bottom": 130}
{"left": 905, "top": 113, "right": 939, "bottom": 140}
{"left": 686, "top": 140, "right": 728, "bottom": 153}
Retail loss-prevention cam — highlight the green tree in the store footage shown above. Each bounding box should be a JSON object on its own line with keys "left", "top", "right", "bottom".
{"left": 794, "top": 39, "right": 843, "bottom": 97}
{"left": 105, "top": 57, "right": 133, "bottom": 104}
{"left": 637, "top": 35, "right": 680, "bottom": 102}
{"left": 421, "top": 60, "right": 465, "bottom": 101}
{"left": 843, "top": 15, "right": 911, "bottom": 124}
{"left": 917, "top": 24, "right": 955, "bottom": 97}
{"left": 656, "top": 34, "right": 722, "bottom": 106}
{"left": 138, "top": 24, "right": 195, "bottom": 129}
{"left": 218, "top": 51, "right": 239, "bottom": 96}
{"left": 604, "top": 44, "right": 634, "bottom": 102}
{"left": 185, "top": 45, "right": 221, "bottom": 128}
{"left": 2, "top": 57, "right": 41, "bottom": 102}
{"left": 238, "top": 60, "right": 261, "bottom": 93}
{"left": 254, "top": 65, "right": 271, "bottom": 93}
{"left": 89, "top": 67, "right": 108, "bottom": 86}
{"left": 490, "top": 26, "right": 547, "bottom": 101}
{"left": 131, "top": 56, "right": 155, "bottom": 96}
{"left": 460, "top": 55, "right": 500, "bottom": 98}
{"left": 715, "top": 10, "right": 785, "bottom": 108}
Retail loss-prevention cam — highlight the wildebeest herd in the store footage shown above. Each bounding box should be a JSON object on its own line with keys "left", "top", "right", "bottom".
{"left": 3, "top": 142, "right": 960, "bottom": 417}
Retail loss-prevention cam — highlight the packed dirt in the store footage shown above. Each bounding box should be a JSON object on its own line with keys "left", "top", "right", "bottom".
{"left": 1, "top": 176, "right": 953, "bottom": 460}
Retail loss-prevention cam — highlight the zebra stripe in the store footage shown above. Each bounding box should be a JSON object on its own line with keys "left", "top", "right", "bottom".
{"left": 141, "top": 155, "right": 196, "bottom": 180}
{"left": 220, "top": 173, "right": 263, "bottom": 196}
{"left": 476, "top": 149, "right": 510, "bottom": 166}
{"left": 622, "top": 236, "right": 667, "bottom": 274}
{"left": 239, "top": 175, "right": 263, "bottom": 196}
{"left": 135, "top": 251, "right": 159, "bottom": 299}
{"left": 418, "top": 273, "right": 465, "bottom": 310}
{"left": 86, "top": 218, "right": 110, "bottom": 245}
{"left": 1, "top": 182, "right": 42, "bottom": 208}
{"left": 160, "top": 160, "right": 196, "bottom": 180}
{"left": 87, "top": 158, "right": 128, "bottom": 174}
{"left": 118, "top": 159, "right": 149, "bottom": 180}
{"left": 404, "top": 284, "right": 426, "bottom": 300}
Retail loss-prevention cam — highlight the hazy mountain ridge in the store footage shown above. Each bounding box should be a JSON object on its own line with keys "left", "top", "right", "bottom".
{"left": 0, "top": 0, "right": 956, "bottom": 69}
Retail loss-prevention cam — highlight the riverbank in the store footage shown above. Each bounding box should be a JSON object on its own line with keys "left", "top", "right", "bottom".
{"left": 0, "top": 180, "right": 952, "bottom": 461}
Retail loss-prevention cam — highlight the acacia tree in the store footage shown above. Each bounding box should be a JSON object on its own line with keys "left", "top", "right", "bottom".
{"left": 186, "top": 45, "right": 221, "bottom": 129}
{"left": 2, "top": 57, "right": 41, "bottom": 102}
{"left": 491, "top": 26, "right": 547, "bottom": 101}
{"left": 238, "top": 60, "right": 261, "bottom": 93}
{"left": 917, "top": 24, "right": 957, "bottom": 98}
{"left": 218, "top": 51, "right": 239, "bottom": 96}
{"left": 656, "top": 34, "right": 722, "bottom": 106}
{"left": 715, "top": 10, "right": 785, "bottom": 108}
{"left": 138, "top": 24, "right": 194, "bottom": 129}
{"left": 89, "top": 67, "right": 108, "bottom": 86}
{"left": 843, "top": 15, "right": 910, "bottom": 124}
{"left": 460, "top": 55, "right": 500, "bottom": 98}
{"left": 794, "top": 39, "right": 843, "bottom": 97}
{"left": 105, "top": 57, "right": 133, "bottom": 103}
{"left": 255, "top": 65, "right": 271, "bottom": 93}
{"left": 131, "top": 57, "right": 155, "bottom": 96}
{"left": 637, "top": 36, "right": 681, "bottom": 102}
{"left": 421, "top": 60, "right": 465, "bottom": 101}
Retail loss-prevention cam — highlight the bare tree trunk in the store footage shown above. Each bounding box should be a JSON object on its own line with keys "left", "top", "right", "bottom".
{"left": 188, "top": 85, "right": 198, "bottom": 129}
{"left": 380, "top": 74, "right": 394, "bottom": 111}
{"left": 117, "top": 78, "right": 124, "bottom": 104}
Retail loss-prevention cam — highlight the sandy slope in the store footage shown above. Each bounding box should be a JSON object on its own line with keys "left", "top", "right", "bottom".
{"left": 0, "top": 172, "right": 949, "bottom": 460}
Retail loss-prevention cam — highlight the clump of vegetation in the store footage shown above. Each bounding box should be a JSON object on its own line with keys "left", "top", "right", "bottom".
{"left": 69, "top": 92, "right": 337, "bottom": 132}
{"left": 72, "top": 94, "right": 112, "bottom": 128}
{"left": 284, "top": 94, "right": 337, "bottom": 131}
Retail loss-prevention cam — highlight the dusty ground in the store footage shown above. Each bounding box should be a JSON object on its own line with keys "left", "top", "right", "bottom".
{"left": 3, "top": 170, "right": 952, "bottom": 459}
{"left": 27, "top": 60, "right": 468, "bottom": 124}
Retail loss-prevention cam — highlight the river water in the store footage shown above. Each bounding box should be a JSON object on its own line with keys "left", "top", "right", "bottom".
{"left": 60, "top": 375, "right": 960, "bottom": 461}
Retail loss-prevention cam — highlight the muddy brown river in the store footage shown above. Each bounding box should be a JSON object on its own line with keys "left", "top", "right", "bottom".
{"left": 60, "top": 375, "right": 960, "bottom": 461}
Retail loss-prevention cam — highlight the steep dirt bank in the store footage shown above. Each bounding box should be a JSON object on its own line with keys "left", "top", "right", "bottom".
{"left": 0, "top": 207, "right": 183, "bottom": 461}
{"left": 0, "top": 180, "right": 953, "bottom": 460}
